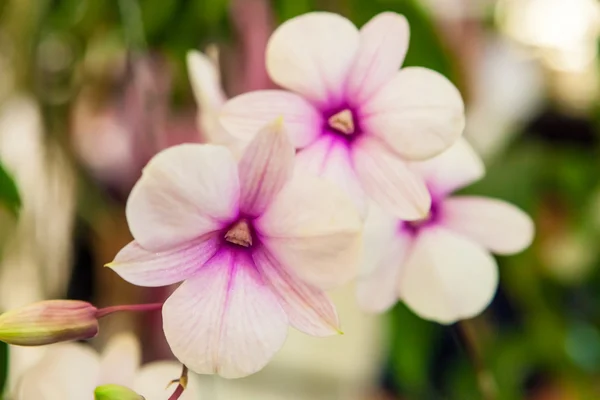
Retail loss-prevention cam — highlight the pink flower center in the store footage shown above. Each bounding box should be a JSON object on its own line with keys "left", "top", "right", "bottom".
{"left": 327, "top": 109, "right": 355, "bottom": 135}
{"left": 325, "top": 107, "right": 361, "bottom": 141}
{"left": 224, "top": 219, "right": 253, "bottom": 248}
{"left": 402, "top": 200, "right": 440, "bottom": 235}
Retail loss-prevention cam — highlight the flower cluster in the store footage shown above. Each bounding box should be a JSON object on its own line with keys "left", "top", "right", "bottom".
{"left": 112, "top": 10, "right": 532, "bottom": 378}
{"left": 0, "top": 10, "right": 535, "bottom": 396}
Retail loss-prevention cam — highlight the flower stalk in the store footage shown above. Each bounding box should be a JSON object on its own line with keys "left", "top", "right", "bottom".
{"left": 168, "top": 365, "right": 188, "bottom": 400}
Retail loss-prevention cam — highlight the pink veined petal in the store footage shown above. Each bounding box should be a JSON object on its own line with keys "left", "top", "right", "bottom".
{"left": 186, "top": 50, "right": 226, "bottom": 113}
{"left": 352, "top": 138, "right": 431, "bottom": 221}
{"left": 347, "top": 12, "right": 410, "bottom": 105}
{"left": 162, "top": 250, "right": 288, "bottom": 379}
{"left": 356, "top": 205, "right": 412, "bottom": 313}
{"left": 266, "top": 12, "right": 360, "bottom": 106}
{"left": 238, "top": 119, "right": 295, "bottom": 216}
{"left": 106, "top": 236, "right": 220, "bottom": 287}
{"left": 440, "top": 196, "right": 535, "bottom": 255}
{"left": 412, "top": 138, "right": 485, "bottom": 196}
{"left": 253, "top": 247, "right": 340, "bottom": 337}
{"left": 98, "top": 333, "right": 140, "bottom": 387}
{"left": 16, "top": 343, "right": 100, "bottom": 400}
{"left": 399, "top": 226, "right": 498, "bottom": 324}
{"left": 256, "top": 173, "right": 362, "bottom": 290}
{"left": 134, "top": 361, "right": 201, "bottom": 400}
{"left": 220, "top": 90, "right": 322, "bottom": 148}
{"left": 295, "top": 136, "right": 367, "bottom": 217}
{"left": 126, "top": 144, "right": 239, "bottom": 251}
{"left": 361, "top": 67, "right": 465, "bottom": 161}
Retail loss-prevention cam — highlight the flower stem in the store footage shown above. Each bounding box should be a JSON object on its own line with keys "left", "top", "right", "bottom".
{"left": 458, "top": 320, "right": 498, "bottom": 400}
{"left": 95, "top": 303, "right": 163, "bottom": 319}
{"left": 168, "top": 365, "right": 188, "bottom": 400}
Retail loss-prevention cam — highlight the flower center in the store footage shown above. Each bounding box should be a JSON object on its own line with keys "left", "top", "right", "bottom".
{"left": 224, "top": 219, "right": 253, "bottom": 247}
{"left": 327, "top": 109, "right": 355, "bottom": 135}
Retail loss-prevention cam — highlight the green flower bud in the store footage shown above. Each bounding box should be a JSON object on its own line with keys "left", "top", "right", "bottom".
{"left": 0, "top": 300, "right": 99, "bottom": 346}
{"left": 95, "top": 384, "right": 144, "bottom": 400}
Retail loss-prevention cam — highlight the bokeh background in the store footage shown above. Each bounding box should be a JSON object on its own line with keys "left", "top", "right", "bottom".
{"left": 0, "top": 0, "right": 599, "bottom": 399}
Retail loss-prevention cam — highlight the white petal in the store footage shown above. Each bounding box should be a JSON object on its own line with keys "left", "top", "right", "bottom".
{"left": 126, "top": 144, "right": 239, "bottom": 251}
{"left": 440, "top": 196, "right": 534, "bottom": 255}
{"left": 186, "top": 50, "right": 226, "bottom": 112}
{"left": 399, "top": 227, "right": 498, "bottom": 324}
{"left": 256, "top": 173, "right": 362, "bottom": 289}
{"left": 253, "top": 247, "right": 340, "bottom": 337}
{"left": 295, "top": 136, "right": 367, "bottom": 217}
{"left": 107, "top": 237, "right": 220, "bottom": 287}
{"left": 412, "top": 138, "right": 485, "bottom": 196}
{"left": 266, "top": 12, "right": 359, "bottom": 106}
{"left": 98, "top": 332, "right": 141, "bottom": 387}
{"left": 134, "top": 361, "right": 201, "bottom": 400}
{"left": 220, "top": 90, "right": 322, "bottom": 147}
{"left": 356, "top": 204, "right": 411, "bottom": 313}
{"left": 352, "top": 138, "right": 431, "bottom": 220}
{"left": 162, "top": 250, "right": 288, "bottom": 379}
{"left": 238, "top": 119, "right": 295, "bottom": 216}
{"left": 16, "top": 343, "right": 100, "bottom": 400}
{"left": 361, "top": 67, "right": 465, "bottom": 161}
{"left": 347, "top": 12, "right": 410, "bottom": 104}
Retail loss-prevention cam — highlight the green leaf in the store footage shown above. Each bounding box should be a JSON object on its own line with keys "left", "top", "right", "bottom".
{"left": 0, "top": 162, "right": 20, "bottom": 216}
{"left": 0, "top": 341, "right": 8, "bottom": 396}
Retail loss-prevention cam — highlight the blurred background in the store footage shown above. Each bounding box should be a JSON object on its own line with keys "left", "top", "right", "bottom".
{"left": 0, "top": 0, "right": 599, "bottom": 399}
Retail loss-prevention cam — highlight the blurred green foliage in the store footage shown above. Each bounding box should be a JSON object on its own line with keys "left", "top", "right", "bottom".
{"left": 0, "top": 164, "right": 20, "bottom": 217}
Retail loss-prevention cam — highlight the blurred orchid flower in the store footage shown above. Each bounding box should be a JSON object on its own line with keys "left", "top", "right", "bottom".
{"left": 108, "top": 120, "right": 362, "bottom": 378}
{"left": 357, "top": 139, "right": 534, "bottom": 324}
{"left": 187, "top": 49, "right": 246, "bottom": 158}
{"left": 14, "top": 333, "right": 199, "bottom": 400}
{"left": 220, "top": 12, "right": 465, "bottom": 219}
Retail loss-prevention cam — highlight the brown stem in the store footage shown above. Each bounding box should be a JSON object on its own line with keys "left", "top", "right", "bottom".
{"left": 95, "top": 303, "right": 163, "bottom": 319}
{"left": 459, "top": 320, "right": 497, "bottom": 400}
{"left": 168, "top": 365, "right": 189, "bottom": 400}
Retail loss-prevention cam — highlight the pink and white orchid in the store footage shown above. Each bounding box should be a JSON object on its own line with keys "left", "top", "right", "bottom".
{"left": 15, "top": 333, "right": 199, "bottom": 400}
{"left": 357, "top": 139, "right": 534, "bottom": 324}
{"left": 107, "top": 119, "right": 362, "bottom": 378}
{"left": 219, "top": 12, "right": 465, "bottom": 219}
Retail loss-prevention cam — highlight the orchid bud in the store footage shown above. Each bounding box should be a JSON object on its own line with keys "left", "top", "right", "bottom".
{"left": 95, "top": 384, "right": 144, "bottom": 400}
{"left": 0, "top": 300, "right": 99, "bottom": 346}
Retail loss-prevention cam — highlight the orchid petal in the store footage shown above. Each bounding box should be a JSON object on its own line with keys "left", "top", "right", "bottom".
{"left": 440, "top": 196, "right": 534, "bottom": 255}
{"left": 134, "top": 361, "right": 200, "bottom": 400}
{"left": 107, "top": 236, "right": 220, "bottom": 287}
{"left": 362, "top": 67, "right": 465, "bottom": 161}
{"left": 238, "top": 119, "right": 295, "bottom": 216}
{"left": 186, "top": 50, "right": 226, "bottom": 113}
{"left": 126, "top": 144, "right": 239, "bottom": 251}
{"left": 353, "top": 138, "right": 431, "bottom": 220}
{"left": 266, "top": 12, "right": 359, "bottom": 106}
{"left": 257, "top": 173, "right": 362, "bottom": 289}
{"left": 295, "top": 136, "right": 367, "bottom": 217}
{"left": 412, "top": 138, "right": 484, "bottom": 196}
{"left": 220, "top": 90, "right": 322, "bottom": 148}
{"left": 400, "top": 227, "right": 498, "bottom": 324}
{"left": 253, "top": 247, "right": 340, "bottom": 337}
{"left": 347, "top": 12, "right": 410, "bottom": 104}
{"left": 98, "top": 332, "right": 140, "bottom": 387}
{"left": 162, "top": 250, "right": 288, "bottom": 379}
{"left": 356, "top": 205, "right": 412, "bottom": 313}
{"left": 16, "top": 343, "right": 100, "bottom": 400}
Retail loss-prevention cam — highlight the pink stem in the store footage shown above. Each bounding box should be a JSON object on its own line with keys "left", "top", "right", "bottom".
{"left": 95, "top": 302, "right": 163, "bottom": 319}
{"left": 168, "top": 365, "right": 188, "bottom": 400}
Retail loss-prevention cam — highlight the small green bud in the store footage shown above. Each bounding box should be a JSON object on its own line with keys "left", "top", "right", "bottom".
{"left": 95, "top": 385, "right": 144, "bottom": 400}
{"left": 0, "top": 300, "right": 99, "bottom": 346}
